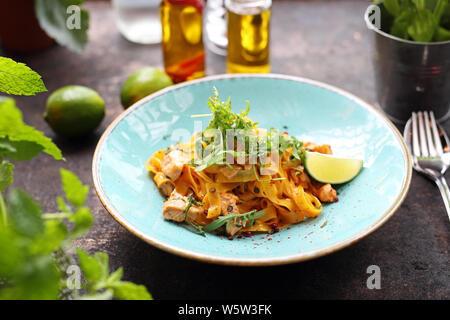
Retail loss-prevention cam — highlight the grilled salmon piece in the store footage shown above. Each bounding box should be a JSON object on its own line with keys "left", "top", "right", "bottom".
{"left": 161, "top": 150, "right": 189, "bottom": 181}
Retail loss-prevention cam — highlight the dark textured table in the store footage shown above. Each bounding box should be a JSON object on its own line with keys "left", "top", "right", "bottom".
{"left": 3, "top": 0, "right": 449, "bottom": 299}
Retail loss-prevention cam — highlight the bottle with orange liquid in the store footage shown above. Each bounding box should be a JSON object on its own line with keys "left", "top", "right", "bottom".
{"left": 160, "top": 0, "right": 206, "bottom": 83}
{"left": 225, "top": 0, "right": 271, "bottom": 73}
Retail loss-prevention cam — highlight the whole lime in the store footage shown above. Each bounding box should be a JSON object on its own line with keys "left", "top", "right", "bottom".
{"left": 44, "top": 85, "right": 105, "bottom": 138}
{"left": 120, "top": 67, "right": 173, "bottom": 109}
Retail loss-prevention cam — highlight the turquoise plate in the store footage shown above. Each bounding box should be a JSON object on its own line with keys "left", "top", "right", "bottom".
{"left": 92, "top": 74, "right": 412, "bottom": 266}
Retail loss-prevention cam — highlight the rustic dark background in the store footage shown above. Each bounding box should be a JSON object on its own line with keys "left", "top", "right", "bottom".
{"left": 1, "top": 0, "right": 449, "bottom": 299}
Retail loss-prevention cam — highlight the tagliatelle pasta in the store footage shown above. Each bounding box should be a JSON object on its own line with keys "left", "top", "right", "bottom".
{"left": 145, "top": 89, "right": 338, "bottom": 237}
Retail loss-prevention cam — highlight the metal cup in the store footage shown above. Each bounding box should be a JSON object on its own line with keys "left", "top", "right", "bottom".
{"left": 365, "top": 8, "right": 450, "bottom": 124}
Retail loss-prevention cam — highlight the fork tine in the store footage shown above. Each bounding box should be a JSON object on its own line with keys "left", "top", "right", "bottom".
{"left": 411, "top": 112, "right": 421, "bottom": 157}
{"left": 423, "top": 111, "right": 437, "bottom": 156}
{"left": 429, "top": 111, "right": 444, "bottom": 155}
{"left": 417, "top": 111, "right": 429, "bottom": 157}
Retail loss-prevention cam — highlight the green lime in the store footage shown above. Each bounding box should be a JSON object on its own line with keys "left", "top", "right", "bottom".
{"left": 44, "top": 85, "right": 105, "bottom": 138}
{"left": 120, "top": 67, "right": 173, "bottom": 109}
{"left": 304, "top": 151, "right": 363, "bottom": 184}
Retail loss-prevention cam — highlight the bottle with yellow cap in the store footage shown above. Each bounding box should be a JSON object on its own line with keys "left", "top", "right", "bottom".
{"left": 225, "top": 0, "right": 271, "bottom": 74}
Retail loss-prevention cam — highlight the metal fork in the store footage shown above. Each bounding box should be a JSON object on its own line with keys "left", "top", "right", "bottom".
{"left": 403, "top": 111, "right": 450, "bottom": 220}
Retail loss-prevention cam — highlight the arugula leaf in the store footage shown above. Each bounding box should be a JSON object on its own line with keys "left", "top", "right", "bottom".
{"left": 191, "top": 90, "right": 305, "bottom": 173}
{"left": 35, "top": 0, "right": 90, "bottom": 53}
{"left": 183, "top": 193, "right": 203, "bottom": 221}
{"left": 203, "top": 210, "right": 265, "bottom": 232}
{"left": 0, "top": 57, "right": 47, "bottom": 96}
{"left": 205, "top": 87, "right": 256, "bottom": 135}
{"left": 0, "top": 98, "right": 63, "bottom": 160}
{"left": 60, "top": 168, "right": 89, "bottom": 208}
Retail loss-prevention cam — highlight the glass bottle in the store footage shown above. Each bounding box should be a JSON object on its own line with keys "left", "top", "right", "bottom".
{"left": 160, "top": 0, "right": 206, "bottom": 83}
{"left": 225, "top": 0, "right": 271, "bottom": 73}
{"left": 112, "top": 0, "right": 162, "bottom": 44}
{"left": 205, "top": 0, "right": 228, "bottom": 55}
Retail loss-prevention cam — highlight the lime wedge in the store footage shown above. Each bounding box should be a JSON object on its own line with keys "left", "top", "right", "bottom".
{"left": 304, "top": 151, "right": 363, "bottom": 184}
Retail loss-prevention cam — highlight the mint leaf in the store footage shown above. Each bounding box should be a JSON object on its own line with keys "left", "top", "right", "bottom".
{"left": 0, "top": 224, "right": 22, "bottom": 275}
{"left": 412, "top": 0, "right": 425, "bottom": 9}
{"left": 408, "top": 8, "right": 438, "bottom": 42}
{"left": 433, "top": 0, "right": 449, "bottom": 23}
{"left": 30, "top": 220, "right": 67, "bottom": 255}
{"left": 69, "top": 206, "right": 93, "bottom": 239}
{"left": 391, "top": 8, "right": 416, "bottom": 39}
{"left": 7, "top": 188, "right": 44, "bottom": 239}
{"left": 110, "top": 282, "right": 153, "bottom": 300}
{"left": 0, "top": 140, "right": 16, "bottom": 154}
{"left": 0, "top": 255, "right": 61, "bottom": 300}
{"left": 76, "top": 249, "right": 103, "bottom": 283}
{"left": 0, "top": 57, "right": 46, "bottom": 96}
{"left": 60, "top": 168, "right": 89, "bottom": 207}
{"left": 0, "top": 98, "right": 63, "bottom": 160}
{"left": 0, "top": 138, "right": 43, "bottom": 161}
{"left": 35, "top": 0, "right": 90, "bottom": 53}
{"left": 107, "top": 267, "right": 123, "bottom": 284}
{"left": 434, "top": 26, "right": 450, "bottom": 40}
{"left": 93, "top": 252, "right": 109, "bottom": 280}
{"left": 0, "top": 160, "right": 14, "bottom": 193}
{"left": 56, "top": 196, "right": 71, "bottom": 213}
{"left": 383, "top": 0, "right": 402, "bottom": 16}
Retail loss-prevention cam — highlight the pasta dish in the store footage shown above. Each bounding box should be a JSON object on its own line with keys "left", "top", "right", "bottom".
{"left": 146, "top": 89, "right": 339, "bottom": 238}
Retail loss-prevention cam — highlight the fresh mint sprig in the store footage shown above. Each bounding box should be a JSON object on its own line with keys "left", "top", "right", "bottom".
{"left": 377, "top": 0, "right": 450, "bottom": 42}
{"left": 0, "top": 73, "right": 151, "bottom": 299}
{"left": 0, "top": 57, "right": 46, "bottom": 96}
{"left": 35, "top": 0, "right": 90, "bottom": 53}
{"left": 0, "top": 167, "right": 152, "bottom": 300}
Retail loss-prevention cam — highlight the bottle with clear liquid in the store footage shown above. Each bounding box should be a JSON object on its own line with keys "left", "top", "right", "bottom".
{"left": 225, "top": 0, "right": 271, "bottom": 73}
{"left": 160, "top": 0, "right": 206, "bottom": 83}
{"left": 113, "top": 0, "right": 162, "bottom": 44}
{"left": 205, "top": 0, "right": 228, "bottom": 55}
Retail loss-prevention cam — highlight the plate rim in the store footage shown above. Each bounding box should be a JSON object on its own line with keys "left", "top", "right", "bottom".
{"left": 92, "top": 73, "right": 412, "bottom": 266}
